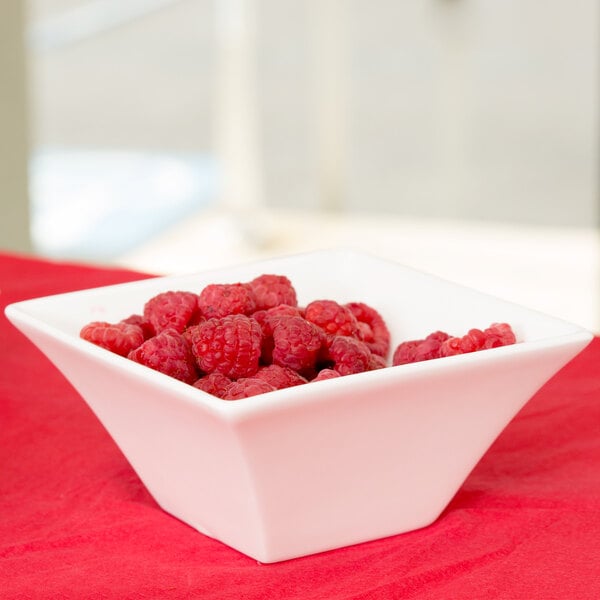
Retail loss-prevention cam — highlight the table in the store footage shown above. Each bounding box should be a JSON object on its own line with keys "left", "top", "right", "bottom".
{"left": 2, "top": 252, "right": 599, "bottom": 599}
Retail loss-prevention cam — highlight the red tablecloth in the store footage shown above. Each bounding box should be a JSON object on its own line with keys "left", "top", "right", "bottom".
{"left": 1, "top": 252, "right": 599, "bottom": 599}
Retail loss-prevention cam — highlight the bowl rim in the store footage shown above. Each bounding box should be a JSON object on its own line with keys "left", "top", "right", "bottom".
{"left": 5, "top": 249, "right": 594, "bottom": 423}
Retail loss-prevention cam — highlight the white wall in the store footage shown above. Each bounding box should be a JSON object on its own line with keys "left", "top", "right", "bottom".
{"left": 0, "top": 0, "right": 31, "bottom": 252}
{"left": 257, "top": 0, "right": 599, "bottom": 227}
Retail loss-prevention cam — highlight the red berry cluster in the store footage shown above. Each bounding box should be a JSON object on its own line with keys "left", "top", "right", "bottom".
{"left": 392, "top": 322, "right": 516, "bottom": 366}
{"left": 79, "top": 273, "right": 391, "bottom": 400}
{"left": 80, "top": 273, "right": 517, "bottom": 400}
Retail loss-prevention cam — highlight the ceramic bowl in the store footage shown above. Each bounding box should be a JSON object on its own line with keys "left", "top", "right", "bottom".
{"left": 5, "top": 249, "right": 592, "bottom": 562}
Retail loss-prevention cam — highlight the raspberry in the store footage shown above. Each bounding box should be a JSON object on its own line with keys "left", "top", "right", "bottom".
{"left": 438, "top": 336, "right": 463, "bottom": 357}
{"left": 247, "top": 274, "right": 297, "bottom": 310}
{"left": 271, "top": 316, "right": 323, "bottom": 372}
{"left": 254, "top": 364, "right": 307, "bottom": 390}
{"left": 305, "top": 300, "right": 360, "bottom": 338}
{"left": 484, "top": 323, "right": 516, "bottom": 348}
{"left": 128, "top": 329, "right": 198, "bottom": 384}
{"left": 392, "top": 340, "right": 420, "bottom": 366}
{"left": 439, "top": 335, "right": 474, "bottom": 357}
{"left": 345, "top": 302, "right": 391, "bottom": 357}
{"left": 252, "top": 304, "right": 303, "bottom": 332}
{"left": 143, "top": 291, "right": 199, "bottom": 334}
{"left": 312, "top": 368, "right": 341, "bottom": 382}
{"left": 414, "top": 331, "right": 450, "bottom": 361}
{"left": 80, "top": 321, "right": 145, "bottom": 357}
{"left": 120, "top": 314, "right": 155, "bottom": 340}
{"left": 193, "top": 372, "right": 232, "bottom": 398}
{"left": 440, "top": 327, "right": 506, "bottom": 357}
{"left": 392, "top": 331, "right": 450, "bottom": 366}
{"left": 461, "top": 328, "right": 487, "bottom": 352}
{"left": 426, "top": 330, "right": 451, "bottom": 344}
{"left": 324, "top": 336, "right": 372, "bottom": 376}
{"left": 188, "top": 314, "right": 262, "bottom": 379}
{"left": 224, "top": 378, "right": 276, "bottom": 400}
{"left": 256, "top": 306, "right": 310, "bottom": 364}
{"left": 369, "top": 353, "right": 388, "bottom": 370}
{"left": 198, "top": 283, "right": 256, "bottom": 319}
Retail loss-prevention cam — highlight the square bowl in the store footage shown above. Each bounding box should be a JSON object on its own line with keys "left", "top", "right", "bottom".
{"left": 5, "top": 249, "right": 593, "bottom": 563}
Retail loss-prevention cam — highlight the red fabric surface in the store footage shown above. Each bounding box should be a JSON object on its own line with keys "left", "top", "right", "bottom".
{"left": 1, "top": 252, "right": 599, "bottom": 599}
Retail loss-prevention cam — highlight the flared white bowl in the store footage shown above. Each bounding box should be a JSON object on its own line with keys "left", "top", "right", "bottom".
{"left": 5, "top": 250, "right": 592, "bottom": 562}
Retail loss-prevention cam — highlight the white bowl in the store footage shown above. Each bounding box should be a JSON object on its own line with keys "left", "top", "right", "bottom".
{"left": 5, "top": 249, "right": 592, "bottom": 563}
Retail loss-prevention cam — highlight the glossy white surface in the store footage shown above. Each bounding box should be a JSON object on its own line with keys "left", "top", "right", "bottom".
{"left": 5, "top": 250, "right": 593, "bottom": 562}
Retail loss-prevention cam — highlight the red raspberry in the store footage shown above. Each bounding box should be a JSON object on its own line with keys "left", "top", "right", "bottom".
{"left": 247, "top": 274, "right": 297, "bottom": 310}
{"left": 392, "top": 340, "right": 420, "bottom": 366}
{"left": 392, "top": 331, "right": 450, "bottom": 366}
{"left": 80, "top": 321, "right": 145, "bottom": 357}
{"left": 271, "top": 316, "right": 323, "bottom": 372}
{"left": 224, "top": 378, "right": 276, "bottom": 400}
{"left": 255, "top": 306, "right": 307, "bottom": 364}
{"left": 254, "top": 364, "right": 308, "bottom": 390}
{"left": 484, "top": 323, "right": 516, "bottom": 348}
{"left": 305, "top": 300, "right": 360, "bottom": 338}
{"left": 369, "top": 353, "right": 388, "bottom": 370}
{"left": 198, "top": 283, "right": 256, "bottom": 319}
{"left": 188, "top": 314, "right": 262, "bottom": 379}
{"left": 438, "top": 336, "right": 463, "bottom": 357}
{"left": 120, "top": 314, "right": 155, "bottom": 340}
{"left": 193, "top": 372, "right": 232, "bottom": 398}
{"left": 143, "top": 291, "right": 199, "bottom": 334}
{"left": 325, "top": 336, "right": 372, "bottom": 376}
{"left": 312, "top": 368, "right": 341, "bottom": 382}
{"left": 345, "top": 302, "right": 391, "bottom": 357}
{"left": 414, "top": 331, "right": 450, "bottom": 361}
{"left": 439, "top": 328, "right": 490, "bottom": 357}
{"left": 128, "top": 329, "right": 198, "bottom": 384}
{"left": 426, "top": 330, "right": 451, "bottom": 344}
{"left": 252, "top": 304, "right": 303, "bottom": 332}
{"left": 461, "top": 328, "right": 487, "bottom": 352}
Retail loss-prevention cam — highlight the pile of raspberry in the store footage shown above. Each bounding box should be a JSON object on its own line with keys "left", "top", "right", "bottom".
{"left": 392, "top": 323, "right": 516, "bottom": 366}
{"left": 80, "top": 273, "right": 517, "bottom": 400}
{"left": 79, "top": 274, "right": 392, "bottom": 399}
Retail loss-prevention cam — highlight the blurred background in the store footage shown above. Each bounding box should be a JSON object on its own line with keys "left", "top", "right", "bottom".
{"left": 1, "top": 0, "right": 599, "bottom": 331}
